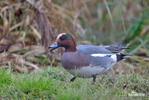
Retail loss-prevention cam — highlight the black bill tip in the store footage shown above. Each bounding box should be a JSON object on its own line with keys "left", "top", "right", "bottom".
{"left": 48, "top": 42, "right": 59, "bottom": 51}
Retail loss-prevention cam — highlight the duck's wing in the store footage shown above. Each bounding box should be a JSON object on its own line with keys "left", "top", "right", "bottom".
{"left": 77, "top": 45, "right": 112, "bottom": 54}
{"left": 76, "top": 45, "right": 117, "bottom": 68}
{"left": 86, "top": 53, "right": 117, "bottom": 70}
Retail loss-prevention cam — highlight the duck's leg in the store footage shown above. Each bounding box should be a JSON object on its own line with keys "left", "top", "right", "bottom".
{"left": 92, "top": 75, "right": 96, "bottom": 83}
{"left": 70, "top": 76, "right": 76, "bottom": 82}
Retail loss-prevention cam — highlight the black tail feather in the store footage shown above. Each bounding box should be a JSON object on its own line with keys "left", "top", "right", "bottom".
{"left": 116, "top": 53, "right": 131, "bottom": 61}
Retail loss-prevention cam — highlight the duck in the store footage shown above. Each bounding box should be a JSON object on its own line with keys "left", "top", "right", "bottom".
{"left": 49, "top": 33, "right": 130, "bottom": 82}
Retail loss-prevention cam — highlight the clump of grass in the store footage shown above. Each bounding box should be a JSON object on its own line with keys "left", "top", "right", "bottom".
{"left": 0, "top": 69, "right": 12, "bottom": 91}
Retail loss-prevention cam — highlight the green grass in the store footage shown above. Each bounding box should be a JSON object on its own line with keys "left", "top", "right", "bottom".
{"left": 0, "top": 67, "right": 149, "bottom": 100}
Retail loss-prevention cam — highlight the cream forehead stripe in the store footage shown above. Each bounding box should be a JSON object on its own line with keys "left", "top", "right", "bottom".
{"left": 56, "top": 33, "right": 67, "bottom": 41}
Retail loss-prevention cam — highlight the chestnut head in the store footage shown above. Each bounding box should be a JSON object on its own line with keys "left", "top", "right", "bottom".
{"left": 49, "top": 33, "right": 76, "bottom": 52}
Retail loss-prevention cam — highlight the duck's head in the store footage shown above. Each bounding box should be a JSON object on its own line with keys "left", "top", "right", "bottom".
{"left": 49, "top": 33, "right": 76, "bottom": 52}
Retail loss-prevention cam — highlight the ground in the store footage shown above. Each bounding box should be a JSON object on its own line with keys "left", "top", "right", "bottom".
{"left": 0, "top": 65, "right": 148, "bottom": 100}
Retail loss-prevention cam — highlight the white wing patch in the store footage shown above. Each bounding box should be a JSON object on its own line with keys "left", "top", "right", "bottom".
{"left": 91, "top": 54, "right": 117, "bottom": 62}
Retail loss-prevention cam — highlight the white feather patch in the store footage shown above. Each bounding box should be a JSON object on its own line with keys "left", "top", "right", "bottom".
{"left": 91, "top": 54, "right": 117, "bottom": 61}
{"left": 111, "top": 54, "right": 117, "bottom": 62}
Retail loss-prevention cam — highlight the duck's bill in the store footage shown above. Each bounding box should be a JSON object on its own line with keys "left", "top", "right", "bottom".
{"left": 48, "top": 42, "right": 59, "bottom": 51}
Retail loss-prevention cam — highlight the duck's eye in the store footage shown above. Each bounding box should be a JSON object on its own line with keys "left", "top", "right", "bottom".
{"left": 60, "top": 35, "right": 67, "bottom": 41}
{"left": 59, "top": 34, "right": 71, "bottom": 41}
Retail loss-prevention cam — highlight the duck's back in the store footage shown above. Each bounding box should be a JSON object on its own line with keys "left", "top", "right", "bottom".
{"left": 77, "top": 45, "right": 112, "bottom": 54}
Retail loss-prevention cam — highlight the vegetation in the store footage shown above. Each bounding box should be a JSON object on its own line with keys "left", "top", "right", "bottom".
{"left": 0, "top": 67, "right": 149, "bottom": 99}
{"left": 0, "top": 0, "right": 149, "bottom": 99}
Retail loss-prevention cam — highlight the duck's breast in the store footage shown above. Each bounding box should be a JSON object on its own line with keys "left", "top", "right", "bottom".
{"left": 61, "top": 52, "right": 89, "bottom": 70}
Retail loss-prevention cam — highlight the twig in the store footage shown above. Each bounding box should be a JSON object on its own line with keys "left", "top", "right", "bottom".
{"left": 12, "top": 54, "right": 40, "bottom": 70}
{"left": 104, "top": 0, "right": 114, "bottom": 26}
{"left": 23, "top": 46, "right": 46, "bottom": 57}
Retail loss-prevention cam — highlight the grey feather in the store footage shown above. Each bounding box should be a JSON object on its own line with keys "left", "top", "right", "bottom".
{"left": 76, "top": 45, "right": 116, "bottom": 69}
{"left": 104, "top": 42, "right": 128, "bottom": 53}
{"left": 77, "top": 45, "right": 112, "bottom": 54}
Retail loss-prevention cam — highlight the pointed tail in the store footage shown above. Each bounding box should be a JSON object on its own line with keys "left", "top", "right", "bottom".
{"left": 116, "top": 53, "right": 132, "bottom": 61}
